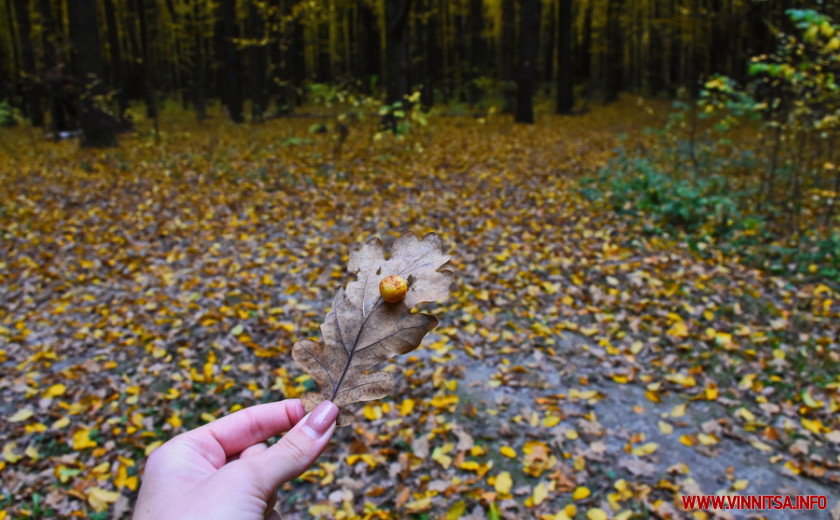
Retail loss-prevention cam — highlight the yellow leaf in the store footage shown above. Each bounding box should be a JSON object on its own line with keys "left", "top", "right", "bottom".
{"left": 705, "top": 382, "right": 718, "bottom": 400}
{"left": 144, "top": 440, "right": 163, "bottom": 456}
{"left": 697, "top": 433, "right": 718, "bottom": 445}
{"left": 750, "top": 439, "right": 772, "bottom": 452}
{"left": 586, "top": 508, "right": 608, "bottom": 520}
{"left": 9, "top": 408, "right": 34, "bottom": 423}
{"left": 2, "top": 442, "right": 22, "bottom": 463}
{"left": 72, "top": 428, "right": 98, "bottom": 450}
{"left": 25, "top": 446, "right": 39, "bottom": 460}
{"left": 543, "top": 415, "right": 561, "bottom": 427}
{"left": 347, "top": 454, "right": 378, "bottom": 468}
{"left": 500, "top": 446, "right": 516, "bottom": 458}
{"left": 631, "top": 442, "right": 658, "bottom": 456}
{"left": 115, "top": 464, "right": 139, "bottom": 491}
{"left": 86, "top": 487, "right": 121, "bottom": 513}
{"left": 405, "top": 497, "right": 432, "bottom": 512}
{"left": 25, "top": 422, "right": 47, "bottom": 434}
{"left": 801, "top": 418, "right": 823, "bottom": 435}
{"left": 52, "top": 416, "right": 70, "bottom": 429}
{"left": 735, "top": 407, "right": 755, "bottom": 422}
{"left": 460, "top": 461, "right": 480, "bottom": 471}
{"left": 573, "top": 486, "right": 591, "bottom": 500}
{"left": 399, "top": 398, "right": 415, "bottom": 416}
{"left": 732, "top": 479, "right": 749, "bottom": 491}
{"left": 44, "top": 383, "right": 67, "bottom": 398}
{"left": 801, "top": 390, "right": 822, "bottom": 409}
{"left": 667, "top": 321, "right": 688, "bottom": 339}
{"left": 666, "top": 374, "right": 696, "bottom": 387}
{"left": 714, "top": 332, "right": 733, "bottom": 349}
{"left": 362, "top": 404, "right": 381, "bottom": 421}
{"left": 446, "top": 501, "right": 466, "bottom": 520}
{"left": 531, "top": 482, "right": 549, "bottom": 506}
{"left": 739, "top": 373, "right": 757, "bottom": 389}
{"left": 494, "top": 471, "right": 513, "bottom": 494}
{"left": 658, "top": 421, "right": 673, "bottom": 435}
{"left": 671, "top": 403, "right": 687, "bottom": 417}
{"left": 167, "top": 412, "right": 182, "bottom": 429}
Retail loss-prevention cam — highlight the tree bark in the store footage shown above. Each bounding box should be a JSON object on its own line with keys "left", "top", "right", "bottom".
{"left": 383, "top": 0, "right": 412, "bottom": 132}
{"left": 467, "top": 0, "right": 484, "bottom": 105}
{"left": 604, "top": 0, "right": 623, "bottom": 103}
{"left": 248, "top": 0, "right": 267, "bottom": 121}
{"left": 103, "top": 0, "right": 127, "bottom": 116}
{"left": 192, "top": 0, "right": 207, "bottom": 119}
{"left": 13, "top": 0, "right": 43, "bottom": 126}
{"left": 556, "top": 0, "right": 574, "bottom": 114}
{"left": 501, "top": 0, "right": 516, "bottom": 112}
{"left": 514, "top": 0, "right": 539, "bottom": 123}
{"left": 222, "top": 0, "right": 244, "bottom": 122}
{"left": 69, "top": 0, "right": 117, "bottom": 146}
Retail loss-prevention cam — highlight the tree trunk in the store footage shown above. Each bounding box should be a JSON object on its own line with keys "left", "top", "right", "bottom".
{"left": 383, "top": 0, "right": 412, "bottom": 132}
{"left": 192, "top": 0, "right": 207, "bottom": 119}
{"left": 501, "top": 0, "right": 516, "bottom": 112}
{"left": 69, "top": 0, "right": 117, "bottom": 146}
{"left": 103, "top": 0, "right": 127, "bottom": 116}
{"left": 418, "top": 0, "right": 436, "bottom": 107}
{"left": 13, "top": 0, "right": 43, "bottom": 126}
{"left": 248, "top": 0, "right": 267, "bottom": 121}
{"left": 604, "top": 0, "right": 623, "bottom": 103}
{"left": 556, "top": 0, "right": 574, "bottom": 114}
{"left": 222, "top": 0, "right": 244, "bottom": 122}
{"left": 467, "top": 0, "right": 484, "bottom": 105}
{"left": 514, "top": 0, "right": 539, "bottom": 123}
{"left": 5, "top": 0, "right": 21, "bottom": 117}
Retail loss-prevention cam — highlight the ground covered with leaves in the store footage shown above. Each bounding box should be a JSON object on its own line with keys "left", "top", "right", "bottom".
{"left": 1, "top": 101, "right": 838, "bottom": 519}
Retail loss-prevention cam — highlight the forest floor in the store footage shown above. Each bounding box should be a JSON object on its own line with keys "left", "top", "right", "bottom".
{"left": 1, "top": 99, "right": 838, "bottom": 519}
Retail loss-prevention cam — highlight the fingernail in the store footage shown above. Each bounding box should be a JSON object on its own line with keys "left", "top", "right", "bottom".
{"left": 303, "top": 401, "right": 338, "bottom": 439}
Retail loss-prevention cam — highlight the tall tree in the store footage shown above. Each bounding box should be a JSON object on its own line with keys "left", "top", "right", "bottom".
{"left": 556, "top": 0, "right": 574, "bottom": 114}
{"left": 13, "top": 0, "right": 43, "bottom": 126}
{"left": 467, "top": 0, "right": 485, "bottom": 104}
{"left": 103, "top": 0, "right": 127, "bottom": 116}
{"left": 604, "top": 0, "right": 623, "bottom": 102}
{"left": 68, "top": 0, "right": 117, "bottom": 146}
{"left": 500, "top": 0, "right": 516, "bottom": 112}
{"left": 515, "top": 0, "right": 539, "bottom": 123}
{"left": 191, "top": 0, "right": 208, "bottom": 119}
{"left": 383, "top": 0, "right": 412, "bottom": 132}
{"left": 221, "top": 0, "right": 244, "bottom": 122}
{"left": 248, "top": 0, "right": 267, "bottom": 121}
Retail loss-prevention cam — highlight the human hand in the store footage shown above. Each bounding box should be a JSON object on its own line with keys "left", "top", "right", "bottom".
{"left": 133, "top": 399, "right": 338, "bottom": 520}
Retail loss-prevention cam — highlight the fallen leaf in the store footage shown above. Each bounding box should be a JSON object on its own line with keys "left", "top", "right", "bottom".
{"left": 86, "top": 487, "right": 121, "bottom": 513}
{"left": 495, "top": 471, "right": 513, "bottom": 494}
{"left": 573, "top": 486, "right": 591, "bottom": 500}
{"left": 293, "top": 232, "right": 452, "bottom": 425}
{"left": 8, "top": 408, "right": 34, "bottom": 423}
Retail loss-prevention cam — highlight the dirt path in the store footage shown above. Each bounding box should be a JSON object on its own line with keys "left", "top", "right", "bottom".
{"left": 442, "top": 331, "right": 840, "bottom": 519}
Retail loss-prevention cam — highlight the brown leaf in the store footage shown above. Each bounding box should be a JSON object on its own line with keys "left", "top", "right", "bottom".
{"left": 346, "top": 231, "right": 453, "bottom": 313}
{"left": 292, "top": 231, "right": 453, "bottom": 425}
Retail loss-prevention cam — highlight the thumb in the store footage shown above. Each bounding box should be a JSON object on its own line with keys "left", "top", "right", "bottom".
{"left": 244, "top": 400, "right": 339, "bottom": 493}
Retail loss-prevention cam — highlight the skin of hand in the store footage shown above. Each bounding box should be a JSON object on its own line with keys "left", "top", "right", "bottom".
{"left": 132, "top": 399, "right": 339, "bottom": 520}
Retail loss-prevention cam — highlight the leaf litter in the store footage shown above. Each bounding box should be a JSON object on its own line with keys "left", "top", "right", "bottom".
{"left": 0, "top": 100, "right": 837, "bottom": 519}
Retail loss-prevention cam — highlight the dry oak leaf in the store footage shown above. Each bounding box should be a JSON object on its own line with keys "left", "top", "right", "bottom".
{"left": 292, "top": 231, "right": 453, "bottom": 426}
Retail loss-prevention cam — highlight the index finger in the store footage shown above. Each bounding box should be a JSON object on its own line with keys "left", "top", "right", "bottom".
{"left": 184, "top": 399, "right": 306, "bottom": 460}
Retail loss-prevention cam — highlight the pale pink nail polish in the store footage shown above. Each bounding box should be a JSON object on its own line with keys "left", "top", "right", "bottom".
{"left": 303, "top": 401, "right": 338, "bottom": 438}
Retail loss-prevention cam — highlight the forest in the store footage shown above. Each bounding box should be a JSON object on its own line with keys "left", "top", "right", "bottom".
{"left": 1, "top": 0, "right": 840, "bottom": 519}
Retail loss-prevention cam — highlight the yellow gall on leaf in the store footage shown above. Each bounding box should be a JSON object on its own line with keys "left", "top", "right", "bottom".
{"left": 379, "top": 275, "right": 408, "bottom": 303}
